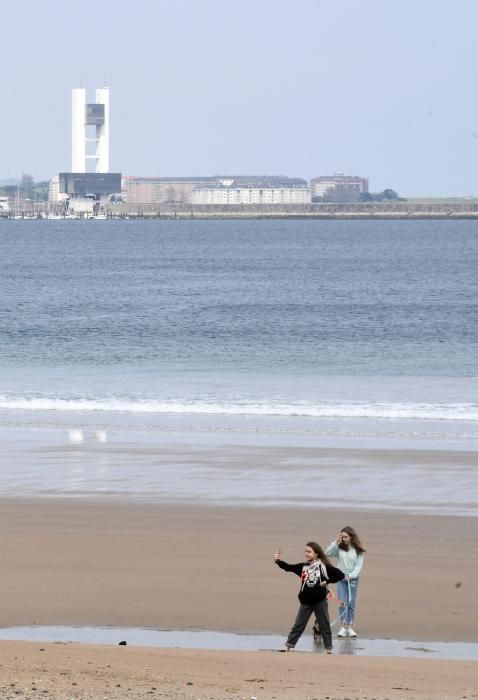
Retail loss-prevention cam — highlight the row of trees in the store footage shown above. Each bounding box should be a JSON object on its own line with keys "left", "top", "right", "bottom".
{"left": 360, "top": 189, "right": 403, "bottom": 202}
{"left": 0, "top": 174, "right": 49, "bottom": 203}
{"left": 312, "top": 187, "right": 403, "bottom": 204}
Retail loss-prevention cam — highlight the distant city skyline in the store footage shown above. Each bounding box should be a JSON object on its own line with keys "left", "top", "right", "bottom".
{"left": 1, "top": 0, "right": 477, "bottom": 197}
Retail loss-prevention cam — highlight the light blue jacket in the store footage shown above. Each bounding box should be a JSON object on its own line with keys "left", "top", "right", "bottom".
{"left": 325, "top": 541, "right": 364, "bottom": 579}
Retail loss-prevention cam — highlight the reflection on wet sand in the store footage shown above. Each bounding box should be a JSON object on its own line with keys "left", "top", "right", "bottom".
{"left": 0, "top": 626, "right": 476, "bottom": 661}
{"left": 0, "top": 425, "right": 477, "bottom": 515}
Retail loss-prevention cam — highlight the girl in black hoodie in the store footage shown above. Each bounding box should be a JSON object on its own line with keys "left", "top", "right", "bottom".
{"left": 274, "top": 541, "right": 344, "bottom": 653}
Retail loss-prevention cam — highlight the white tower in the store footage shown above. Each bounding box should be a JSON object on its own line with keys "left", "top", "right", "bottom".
{"left": 95, "top": 88, "right": 109, "bottom": 173}
{"left": 71, "top": 87, "right": 110, "bottom": 173}
{"left": 72, "top": 88, "right": 86, "bottom": 172}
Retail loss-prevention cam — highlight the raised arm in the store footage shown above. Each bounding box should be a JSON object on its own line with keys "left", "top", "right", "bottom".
{"left": 273, "top": 550, "right": 303, "bottom": 576}
{"left": 325, "top": 540, "right": 339, "bottom": 558}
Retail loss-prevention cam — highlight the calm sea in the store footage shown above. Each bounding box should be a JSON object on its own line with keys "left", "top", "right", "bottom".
{"left": 1, "top": 218, "right": 477, "bottom": 510}
{"left": 0, "top": 218, "right": 477, "bottom": 441}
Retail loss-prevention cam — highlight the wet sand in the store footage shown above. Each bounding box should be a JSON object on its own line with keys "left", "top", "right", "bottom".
{"left": 0, "top": 641, "right": 476, "bottom": 700}
{"left": 1, "top": 427, "right": 478, "bottom": 515}
{"left": 1, "top": 437, "right": 477, "bottom": 698}
{"left": 1, "top": 488, "right": 477, "bottom": 699}
{"left": 0, "top": 499, "right": 476, "bottom": 642}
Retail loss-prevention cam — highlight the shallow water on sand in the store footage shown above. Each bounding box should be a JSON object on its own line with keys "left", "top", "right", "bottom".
{"left": 0, "top": 626, "right": 476, "bottom": 661}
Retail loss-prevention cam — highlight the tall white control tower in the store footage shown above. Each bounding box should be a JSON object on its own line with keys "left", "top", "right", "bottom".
{"left": 72, "top": 87, "right": 110, "bottom": 173}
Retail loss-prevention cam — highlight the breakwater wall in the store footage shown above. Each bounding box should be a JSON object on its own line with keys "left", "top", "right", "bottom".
{"left": 114, "top": 202, "right": 478, "bottom": 219}
{"left": 3, "top": 201, "right": 478, "bottom": 220}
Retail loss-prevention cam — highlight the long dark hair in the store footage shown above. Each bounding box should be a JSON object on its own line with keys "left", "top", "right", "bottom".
{"left": 339, "top": 526, "right": 366, "bottom": 554}
{"left": 306, "top": 541, "right": 331, "bottom": 566}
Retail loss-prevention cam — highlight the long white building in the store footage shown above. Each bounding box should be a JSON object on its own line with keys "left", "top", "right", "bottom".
{"left": 192, "top": 186, "right": 311, "bottom": 205}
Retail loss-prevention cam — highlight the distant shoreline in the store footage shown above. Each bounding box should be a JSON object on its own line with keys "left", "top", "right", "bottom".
{"left": 3, "top": 202, "right": 478, "bottom": 220}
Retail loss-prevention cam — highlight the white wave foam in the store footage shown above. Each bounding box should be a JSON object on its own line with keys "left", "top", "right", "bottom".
{"left": 0, "top": 396, "right": 477, "bottom": 421}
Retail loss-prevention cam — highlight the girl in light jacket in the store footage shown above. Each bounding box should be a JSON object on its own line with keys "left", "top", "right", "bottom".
{"left": 325, "top": 526, "right": 365, "bottom": 638}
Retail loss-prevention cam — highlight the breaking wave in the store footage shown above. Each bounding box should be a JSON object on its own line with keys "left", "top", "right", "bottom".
{"left": 0, "top": 395, "right": 477, "bottom": 421}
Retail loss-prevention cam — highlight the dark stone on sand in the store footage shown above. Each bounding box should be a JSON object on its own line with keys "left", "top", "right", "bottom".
{"left": 118, "top": 640, "right": 127, "bottom": 645}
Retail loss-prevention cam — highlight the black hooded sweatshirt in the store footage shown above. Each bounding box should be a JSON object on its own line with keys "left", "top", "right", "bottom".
{"left": 275, "top": 558, "right": 344, "bottom": 605}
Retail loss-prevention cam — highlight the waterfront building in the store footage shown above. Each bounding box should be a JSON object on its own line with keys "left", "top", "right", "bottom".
{"left": 310, "top": 174, "right": 368, "bottom": 201}
{"left": 59, "top": 87, "right": 121, "bottom": 214}
{"left": 122, "top": 177, "right": 219, "bottom": 205}
{"left": 0, "top": 196, "right": 10, "bottom": 212}
{"left": 48, "top": 176, "right": 68, "bottom": 206}
{"left": 123, "top": 175, "right": 309, "bottom": 205}
{"left": 192, "top": 185, "right": 311, "bottom": 205}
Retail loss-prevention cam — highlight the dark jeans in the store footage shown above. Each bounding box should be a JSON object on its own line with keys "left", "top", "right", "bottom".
{"left": 286, "top": 599, "right": 332, "bottom": 650}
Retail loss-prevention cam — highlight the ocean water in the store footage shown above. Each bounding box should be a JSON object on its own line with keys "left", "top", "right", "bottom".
{"left": 1, "top": 218, "right": 477, "bottom": 509}
{"left": 1, "top": 218, "right": 477, "bottom": 428}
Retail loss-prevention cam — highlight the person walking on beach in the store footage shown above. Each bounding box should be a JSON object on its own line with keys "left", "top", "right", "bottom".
{"left": 325, "top": 526, "right": 366, "bottom": 638}
{"left": 274, "top": 541, "right": 344, "bottom": 653}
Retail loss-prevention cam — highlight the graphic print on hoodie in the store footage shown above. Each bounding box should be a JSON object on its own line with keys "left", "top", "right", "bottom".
{"left": 275, "top": 558, "right": 344, "bottom": 605}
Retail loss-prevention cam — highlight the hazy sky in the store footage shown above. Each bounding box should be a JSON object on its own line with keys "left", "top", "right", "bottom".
{"left": 1, "top": 0, "right": 477, "bottom": 196}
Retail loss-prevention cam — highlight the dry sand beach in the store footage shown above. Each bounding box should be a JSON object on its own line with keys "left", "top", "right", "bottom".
{"left": 0, "top": 642, "right": 477, "bottom": 700}
{"left": 0, "top": 499, "right": 476, "bottom": 640}
{"left": 1, "top": 490, "right": 477, "bottom": 699}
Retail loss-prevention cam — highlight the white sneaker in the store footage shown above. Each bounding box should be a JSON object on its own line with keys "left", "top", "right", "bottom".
{"left": 347, "top": 627, "right": 357, "bottom": 637}
{"left": 337, "top": 626, "right": 347, "bottom": 637}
